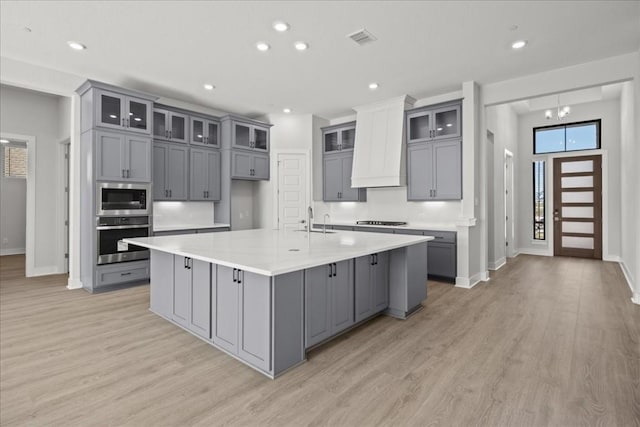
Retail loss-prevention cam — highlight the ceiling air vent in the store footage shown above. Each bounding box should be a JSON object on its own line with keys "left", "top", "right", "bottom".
{"left": 347, "top": 28, "right": 377, "bottom": 46}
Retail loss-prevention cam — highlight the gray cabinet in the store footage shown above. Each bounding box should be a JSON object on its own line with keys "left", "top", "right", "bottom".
{"left": 190, "top": 148, "right": 221, "bottom": 201}
{"left": 153, "top": 142, "right": 188, "bottom": 200}
{"left": 395, "top": 229, "right": 457, "bottom": 282}
{"left": 213, "top": 266, "right": 271, "bottom": 372}
{"left": 406, "top": 102, "right": 461, "bottom": 143}
{"left": 95, "top": 89, "right": 152, "bottom": 135}
{"left": 191, "top": 117, "right": 220, "bottom": 147}
{"left": 323, "top": 122, "right": 356, "bottom": 153}
{"left": 153, "top": 108, "right": 188, "bottom": 143}
{"left": 232, "top": 121, "right": 269, "bottom": 152}
{"left": 150, "top": 250, "right": 173, "bottom": 318}
{"left": 407, "top": 139, "right": 461, "bottom": 201}
{"left": 355, "top": 252, "right": 389, "bottom": 322}
{"left": 231, "top": 151, "right": 269, "bottom": 180}
{"left": 173, "top": 256, "right": 211, "bottom": 339}
{"left": 304, "top": 259, "right": 354, "bottom": 348}
{"left": 323, "top": 153, "right": 366, "bottom": 202}
{"left": 96, "top": 131, "right": 152, "bottom": 182}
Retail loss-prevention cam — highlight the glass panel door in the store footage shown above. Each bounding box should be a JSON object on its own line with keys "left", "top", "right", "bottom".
{"left": 340, "top": 127, "right": 355, "bottom": 151}
{"left": 153, "top": 110, "right": 168, "bottom": 139}
{"left": 191, "top": 118, "right": 205, "bottom": 144}
{"left": 128, "top": 99, "right": 149, "bottom": 132}
{"left": 253, "top": 127, "right": 268, "bottom": 151}
{"left": 206, "top": 121, "right": 219, "bottom": 146}
{"left": 324, "top": 131, "right": 339, "bottom": 152}
{"left": 433, "top": 105, "right": 460, "bottom": 140}
{"left": 407, "top": 112, "right": 431, "bottom": 142}
{"left": 233, "top": 122, "right": 252, "bottom": 149}
{"left": 100, "top": 92, "right": 122, "bottom": 127}
{"left": 170, "top": 113, "right": 187, "bottom": 142}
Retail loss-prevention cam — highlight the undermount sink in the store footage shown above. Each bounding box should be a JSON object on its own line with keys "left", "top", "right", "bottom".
{"left": 295, "top": 229, "right": 336, "bottom": 234}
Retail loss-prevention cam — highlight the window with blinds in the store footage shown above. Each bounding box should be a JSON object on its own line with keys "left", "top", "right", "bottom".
{"left": 3, "top": 146, "right": 28, "bottom": 178}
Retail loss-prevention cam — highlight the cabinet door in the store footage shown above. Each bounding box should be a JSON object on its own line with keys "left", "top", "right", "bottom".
{"left": 252, "top": 153, "right": 269, "bottom": 180}
{"left": 340, "top": 154, "right": 359, "bottom": 201}
{"left": 373, "top": 252, "right": 389, "bottom": 312}
{"left": 150, "top": 250, "right": 173, "bottom": 319}
{"left": 96, "top": 90, "right": 125, "bottom": 131}
{"left": 433, "top": 104, "right": 461, "bottom": 141}
{"left": 191, "top": 118, "right": 206, "bottom": 144}
{"left": 252, "top": 125, "right": 269, "bottom": 151}
{"left": 339, "top": 126, "right": 356, "bottom": 151}
{"left": 169, "top": 112, "right": 188, "bottom": 143}
{"left": 152, "top": 143, "right": 168, "bottom": 200}
{"left": 323, "top": 130, "right": 340, "bottom": 153}
{"left": 433, "top": 139, "right": 461, "bottom": 200}
{"left": 206, "top": 150, "right": 221, "bottom": 200}
{"left": 96, "top": 131, "right": 126, "bottom": 181}
{"left": 213, "top": 266, "right": 239, "bottom": 354}
{"left": 354, "top": 255, "right": 373, "bottom": 323}
{"left": 205, "top": 121, "right": 220, "bottom": 147}
{"left": 190, "top": 148, "right": 209, "bottom": 200}
{"left": 173, "top": 256, "right": 191, "bottom": 328}
{"left": 153, "top": 109, "right": 169, "bottom": 141}
{"left": 167, "top": 144, "right": 189, "bottom": 200}
{"left": 125, "top": 97, "right": 151, "bottom": 134}
{"left": 323, "top": 156, "right": 342, "bottom": 201}
{"left": 331, "top": 259, "right": 354, "bottom": 334}
{"left": 232, "top": 122, "right": 252, "bottom": 150}
{"left": 190, "top": 259, "right": 211, "bottom": 339}
{"left": 125, "top": 135, "right": 152, "bottom": 182}
{"left": 231, "top": 151, "right": 252, "bottom": 179}
{"left": 428, "top": 243, "right": 456, "bottom": 279}
{"left": 238, "top": 270, "right": 271, "bottom": 372}
{"left": 304, "top": 264, "right": 331, "bottom": 348}
{"left": 407, "top": 143, "right": 433, "bottom": 201}
{"left": 407, "top": 110, "right": 432, "bottom": 143}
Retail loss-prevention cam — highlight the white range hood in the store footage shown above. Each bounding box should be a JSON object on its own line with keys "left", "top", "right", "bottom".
{"left": 351, "top": 95, "right": 415, "bottom": 188}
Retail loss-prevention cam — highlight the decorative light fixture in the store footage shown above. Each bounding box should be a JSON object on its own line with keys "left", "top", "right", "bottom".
{"left": 273, "top": 21, "right": 290, "bottom": 32}
{"left": 67, "top": 41, "right": 86, "bottom": 50}
{"left": 294, "top": 42, "right": 308, "bottom": 51}
{"left": 545, "top": 95, "right": 571, "bottom": 120}
{"left": 256, "top": 42, "right": 270, "bottom": 51}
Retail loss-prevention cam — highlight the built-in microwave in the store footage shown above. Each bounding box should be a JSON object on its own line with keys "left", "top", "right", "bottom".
{"left": 97, "top": 183, "right": 150, "bottom": 216}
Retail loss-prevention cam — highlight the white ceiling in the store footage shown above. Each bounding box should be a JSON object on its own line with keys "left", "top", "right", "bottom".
{"left": 509, "top": 83, "right": 625, "bottom": 115}
{"left": 1, "top": 1, "right": 638, "bottom": 119}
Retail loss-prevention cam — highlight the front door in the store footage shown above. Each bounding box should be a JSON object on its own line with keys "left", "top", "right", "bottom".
{"left": 553, "top": 155, "right": 602, "bottom": 259}
{"left": 277, "top": 153, "right": 307, "bottom": 232}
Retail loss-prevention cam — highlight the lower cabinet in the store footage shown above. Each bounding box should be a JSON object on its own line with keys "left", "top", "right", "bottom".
{"left": 173, "top": 256, "right": 211, "bottom": 339}
{"left": 354, "top": 252, "right": 389, "bottom": 322}
{"left": 427, "top": 242, "right": 456, "bottom": 280}
{"left": 304, "top": 259, "right": 354, "bottom": 348}
{"left": 213, "top": 266, "right": 271, "bottom": 372}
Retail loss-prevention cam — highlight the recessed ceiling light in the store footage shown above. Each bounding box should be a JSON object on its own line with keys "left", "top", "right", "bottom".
{"left": 368, "top": 82, "right": 379, "bottom": 90}
{"left": 283, "top": 108, "right": 291, "bottom": 113}
{"left": 273, "top": 21, "right": 290, "bottom": 32}
{"left": 203, "top": 83, "right": 215, "bottom": 90}
{"left": 294, "top": 42, "right": 308, "bottom": 51}
{"left": 511, "top": 40, "right": 527, "bottom": 50}
{"left": 256, "top": 42, "right": 270, "bottom": 51}
{"left": 67, "top": 41, "right": 86, "bottom": 50}
{"left": 0, "top": 139, "right": 9, "bottom": 144}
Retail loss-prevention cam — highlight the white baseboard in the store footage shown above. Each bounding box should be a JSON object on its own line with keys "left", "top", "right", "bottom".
{"left": 67, "top": 277, "right": 83, "bottom": 290}
{"left": 603, "top": 255, "right": 621, "bottom": 262}
{"left": 0, "top": 248, "right": 26, "bottom": 256}
{"left": 27, "top": 265, "right": 63, "bottom": 277}
{"left": 455, "top": 272, "right": 484, "bottom": 289}
{"left": 488, "top": 257, "right": 506, "bottom": 271}
{"left": 480, "top": 270, "right": 490, "bottom": 281}
{"left": 632, "top": 293, "right": 640, "bottom": 305}
{"left": 619, "top": 260, "right": 636, "bottom": 300}
{"left": 517, "top": 248, "right": 552, "bottom": 257}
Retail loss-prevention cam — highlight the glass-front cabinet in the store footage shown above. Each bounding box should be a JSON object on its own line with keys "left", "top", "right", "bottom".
{"left": 323, "top": 122, "right": 356, "bottom": 153}
{"left": 96, "top": 90, "right": 152, "bottom": 134}
{"left": 406, "top": 101, "right": 461, "bottom": 143}
{"left": 232, "top": 121, "right": 269, "bottom": 152}
{"left": 190, "top": 117, "right": 220, "bottom": 147}
{"left": 153, "top": 108, "right": 188, "bottom": 143}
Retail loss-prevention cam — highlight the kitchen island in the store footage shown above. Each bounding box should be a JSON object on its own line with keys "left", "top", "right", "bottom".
{"left": 124, "top": 228, "right": 432, "bottom": 378}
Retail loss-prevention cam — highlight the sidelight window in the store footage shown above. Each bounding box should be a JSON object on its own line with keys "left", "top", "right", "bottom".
{"left": 533, "top": 161, "right": 545, "bottom": 240}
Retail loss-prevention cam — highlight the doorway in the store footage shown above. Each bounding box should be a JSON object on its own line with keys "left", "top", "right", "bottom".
{"left": 553, "top": 155, "right": 602, "bottom": 259}
{"left": 276, "top": 152, "right": 308, "bottom": 232}
{"left": 504, "top": 150, "right": 515, "bottom": 257}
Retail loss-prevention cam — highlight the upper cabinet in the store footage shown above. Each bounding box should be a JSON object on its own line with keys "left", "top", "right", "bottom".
{"left": 323, "top": 122, "right": 356, "bottom": 153}
{"left": 407, "top": 101, "right": 461, "bottom": 143}
{"left": 78, "top": 80, "right": 158, "bottom": 135}
{"left": 95, "top": 131, "right": 152, "bottom": 183}
{"left": 190, "top": 117, "right": 220, "bottom": 148}
{"left": 232, "top": 121, "right": 269, "bottom": 152}
{"left": 153, "top": 108, "right": 189, "bottom": 143}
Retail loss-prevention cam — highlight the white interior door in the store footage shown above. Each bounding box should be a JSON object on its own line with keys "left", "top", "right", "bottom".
{"left": 504, "top": 150, "right": 515, "bottom": 257}
{"left": 277, "top": 153, "right": 307, "bottom": 232}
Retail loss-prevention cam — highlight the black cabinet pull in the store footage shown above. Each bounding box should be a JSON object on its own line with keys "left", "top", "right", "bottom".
{"left": 371, "top": 255, "right": 375, "bottom": 266}
{"left": 328, "top": 264, "right": 332, "bottom": 278}
{"left": 184, "top": 257, "right": 188, "bottom": 269}
{"left": 233, "top": 268, "right": 237, "bottom": 282}
{"left": 374, "top": 254, "right": 378, "bottom": 265}
{"left": 165, "top": 130, "right": 169, "bottom": 138}
{"left": 237, "top": 270, "right": 242, "bottom": 284}
{"left": 122, "top": 118, "right": 125, "bottom": 127}
{"left": 333, "top": 263, "right": 337, "bottom": 277}
{"left": 169, "top": 130, "right": 172, "bottom": 139}
{"left": 120, "top": 272, "right": 132, "bottom": 276}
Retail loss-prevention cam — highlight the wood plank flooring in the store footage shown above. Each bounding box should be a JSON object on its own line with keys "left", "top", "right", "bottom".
{"left": 1, "top": 254, "right": 639, "bottom": 426}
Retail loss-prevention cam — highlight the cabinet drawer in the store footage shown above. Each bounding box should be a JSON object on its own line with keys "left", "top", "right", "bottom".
{"left": 96, "top": 261, "right": 149, "bottom": 287}
{"left": 424, "top": 230, "right": 456, "bottom": 244}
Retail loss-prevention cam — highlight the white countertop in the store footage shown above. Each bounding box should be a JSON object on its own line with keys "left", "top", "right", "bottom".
{"left": 316, "top": 221, "right": 457, "bottom": 232}
{"left": 125, "top": 228, "right": 432, "bottom": 276}
{"left": 153, "top": 223, "right": 230, "bottom": 232}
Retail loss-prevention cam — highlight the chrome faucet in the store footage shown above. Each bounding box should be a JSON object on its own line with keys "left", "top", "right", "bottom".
{"left": 323, "top": 214, "right": 330, "bottom": 234}
{"left": 307, "top": 206, "right": 313, "bottom": 239}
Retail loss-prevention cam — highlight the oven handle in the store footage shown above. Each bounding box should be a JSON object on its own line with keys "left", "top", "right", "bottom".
{"left": 96, "top": 224, "right": 150, "bottom": 230}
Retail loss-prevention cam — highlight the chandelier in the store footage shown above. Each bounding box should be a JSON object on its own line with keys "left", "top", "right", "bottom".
{"left": 545, "top": 95, "right": 570, "bottom": 120}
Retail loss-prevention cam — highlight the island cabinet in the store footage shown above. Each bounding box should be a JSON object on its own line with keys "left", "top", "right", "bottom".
{"left": 304, "top": 259, "right": 354, "bottom": 348}
{"left": 354, "top": 252, "right": 390, "bottom": 322}
{"left": 190, "top": 148, "right": 221, "bottom": 201}
{"left": 173, "top": 256, "right": 211, "bottom": 339}
{"left": 95, "top": 130, "right": 152, "bottom": 182}
{"left": 153, "top": 142, "right": 189, "bottom": 200}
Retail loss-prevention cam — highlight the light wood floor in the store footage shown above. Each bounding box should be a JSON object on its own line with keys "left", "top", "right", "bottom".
{"left": 1, "top": 254, "right": 639, "bottom": 426}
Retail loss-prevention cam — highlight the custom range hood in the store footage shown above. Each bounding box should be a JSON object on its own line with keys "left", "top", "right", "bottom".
{"left": 351, "top": 95, "right": 415, "bottom": 188}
